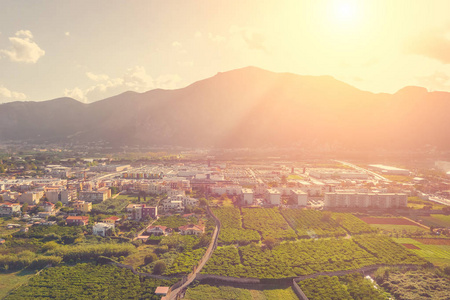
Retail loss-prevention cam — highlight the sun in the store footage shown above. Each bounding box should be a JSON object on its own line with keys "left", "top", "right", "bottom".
{"left": 331, "top": 0, "right": 359, "bottom": 24}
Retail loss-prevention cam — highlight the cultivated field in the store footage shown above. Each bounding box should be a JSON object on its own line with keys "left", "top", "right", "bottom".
{"left": 202, "top": 236, "right": 426, "bottom": 279}
{"left": 0, "top": 270, "right": 35, "bottom": 299}
{"left": 184, "top": 284, "right": 298, "bottom": 300}
{"left": 393, "top": 237, "right": 450, "bottom": 267}
{"left": 298, "top": 273, "right": 391, "bottom": 300}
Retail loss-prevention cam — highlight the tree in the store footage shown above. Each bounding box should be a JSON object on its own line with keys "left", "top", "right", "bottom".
{"left": 55, "top": 201, "right": 63, "bottom": 209}
{"left": 21, "top": 202, "right": 29, "bottom": 212}
{"left": 144, "top": 253, "right": 158, "bottom": 265}
{"left": 153, "top": 260, "right": 166, "bottom": 274}
{"left": 199, "top": 198, "right": 208, "bottom": 207}
{"left": 263, "top": 236, "right": 277, "bottom": 250}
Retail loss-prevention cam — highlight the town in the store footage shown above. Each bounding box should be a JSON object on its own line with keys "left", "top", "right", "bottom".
{"left": 0, "top": 149, "right": 449, "bottom": 299}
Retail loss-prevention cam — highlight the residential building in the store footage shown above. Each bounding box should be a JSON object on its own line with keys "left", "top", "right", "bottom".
{"left": 41, "top": 201, "right": 56, "bottom": 212}
{"left": 0, "top": 202, "right": 21, "bottom": 216}
{"left": 241, "top": 188, "right": 254, "bottom": 205}
{"left": 126, "top": 204, "right": 157, "bottom": 220}
{"left": 72, "top": 200, "right": 92, "bottom": 213}
{"left": 290, "top": 189, "right": 308, "bottom": 206}
{"left": 102, "top": 216, "right": 121, "bottom": 224}
{"left": 211, "top": 185, "right": 242, "bottom": 196}
{"left": 79, "top": 187, "right": 111, "bottom": 203}
{"left": 265, "top": 189, "right": 281, "bottom": 205}
{"left": 324, "top": 192, "right": 408, "bottom": 208}
{"left": 93, "top": 222, "right": 114, "bottom": 237}
{"left": 147, "top": 225, "right": 169, "bottom": 236}
{"left": 66, "top": 216, "right": 89, "bottom": 226}
{"left": 179, "top": 224, "right": 205, "bottom": 235}
{"left": 18, "top": 191, "right": 44, "bottom": 205}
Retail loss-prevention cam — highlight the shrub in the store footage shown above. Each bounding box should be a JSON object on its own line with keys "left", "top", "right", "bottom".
{"left": 153, "top": 261, "right": 166, "bottom": 275}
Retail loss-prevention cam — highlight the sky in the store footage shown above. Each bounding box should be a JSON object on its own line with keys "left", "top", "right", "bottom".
{"left": 1, "top": 0, "right": 450, "bottom": 103}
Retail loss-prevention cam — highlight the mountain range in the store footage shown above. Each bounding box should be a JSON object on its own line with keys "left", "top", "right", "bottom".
{"left": 1, "top": 66, "right": 449, "bottom": 150}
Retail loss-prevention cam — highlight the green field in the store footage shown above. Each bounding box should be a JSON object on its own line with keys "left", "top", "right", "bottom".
{"left": 4, "top": 263, "right": 178, "bottom": 300}
{"left": 185, "top": 284, "right": 298, "bottom": 300}
{"left": 287, "top": 174, "right": 304, "bottom": 180}
{"left": 393, "top": 238, "right": 450, "bottom": 267}
{"left": 428, "top": 214, "right": 450, "bottom": 227}
{"left": 0, "top": 270, "right": 35, "bottom": 299}
{"left": 407, "top": 197, "right": 446, "bottom": 210}
{"left": 369, "top": 224, "right": 427, "bottom": 233}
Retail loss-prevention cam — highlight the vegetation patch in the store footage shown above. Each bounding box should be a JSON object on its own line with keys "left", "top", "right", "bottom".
{"left": 414, "top": 238, "right": 450, "bottom": 246}
{"left": 241, "top": 208, "right": 297, "bottom": 240}
{"left": 0, "top": 270, "right": 35, "bottom": 299}
{"left": 280, "top": 209, "right": 346, "bottom": 238}
{"left": 299, "top": 273, "right": 391, "bottom": 300}
{"left": 185, "top": 284, "right": 298, "bottom": 300}
{"left": 212, "top": 207, "right": 260, "bottom": 245}
{"left": 360, "top": 217, "right": 419, "bottom": 226}
{"left": 4, "top": 263, "right": 178, "bottom": 300}
{"left": 393, "top": 238, "right": 450, "bottom": 267}
{"left": 373, "top": 268, "right": 450, "bottom": 300}
{"left": 402, "top": 244, "right": 421, "bottom": 250}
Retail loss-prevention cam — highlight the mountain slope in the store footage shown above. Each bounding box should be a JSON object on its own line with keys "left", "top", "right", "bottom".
{"left": 0, "top": 66, "right": 449, "bottom": 150}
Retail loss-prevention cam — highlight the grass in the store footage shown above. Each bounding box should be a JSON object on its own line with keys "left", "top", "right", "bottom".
{"left": 370, "top": 224, "right": 427, "bottom": 233}
{"left": 0, "top": 219, "right": 27, "bottom": 238}
{"left": 114, "top": 194, "right": 139, "bottom": 201}
{"left": 393, "top": 238, "right": 450, "bottom": 267}
{"left": 184, "top": 284, "right": 298, "bottom": 300}
{"left": 210, "top": 198, "right": 234, "bottom": 207}
{"left": 407, "top": 196, "right": 446, "bottom": 210}
{"left": 0, "top": 269, "right": 35, "bottom": 299}
{"left": 287, "top": 174, "right": 304, "bottom": 180}
{"left": 430, "top": 214, "right": 450, "bottom": 227}
{"left": 122, "top": 244, "right": 157, "bottom": 268}
{"left": 383, "top": 175, "right": 414, "bottom": 183}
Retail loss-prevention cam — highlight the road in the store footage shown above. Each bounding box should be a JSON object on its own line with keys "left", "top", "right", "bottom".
{"left": 167, "top": 224, "right": 219, "bottom": 300}
{"left": 428, "top": 196, "right": 450, "bottom": 207}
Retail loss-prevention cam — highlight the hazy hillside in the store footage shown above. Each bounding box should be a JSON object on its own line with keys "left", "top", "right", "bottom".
{"left": 1, "top": 66, "right": 449, "bottom": 150}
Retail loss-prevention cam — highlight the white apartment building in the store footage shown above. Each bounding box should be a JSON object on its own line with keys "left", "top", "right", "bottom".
{"left": 241, "top": 188, "right": 254, "bottom": 205}
{"left": 290, "top": 189, "right": 308, "bottom": 206}
{"left": 324, "top": 192, "right": 407, "bottom": 208}
{"left": 211, "top": 185, "right": 242, "bottom": 196}
{"left": 265, "top": 188, "right": 281, "bottom": 205}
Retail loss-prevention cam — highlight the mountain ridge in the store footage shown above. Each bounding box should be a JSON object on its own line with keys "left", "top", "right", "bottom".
{"left": 0, "top": 66, "right": 449, "bottom": 150}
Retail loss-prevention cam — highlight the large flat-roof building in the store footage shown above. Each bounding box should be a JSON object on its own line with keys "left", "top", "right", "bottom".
{"left": 369, "top": 165, "right": 410, "bottom": 176}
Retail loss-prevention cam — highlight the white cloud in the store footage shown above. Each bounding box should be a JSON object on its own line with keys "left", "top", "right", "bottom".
{"left": 194, "top": 31, "right": 202, "bottom": 38}
{"left": 155, "top": 74, "right": 182, "bottom": 89}
{"left": 0, "top": 84, "right": 27, "bottom": 102}
{"left": 229, "top": 26, "right": 267, "bottom": 51}
{"left": 86, "top": 72, "right": 109, "bottom": 81}
{"left": 172, "top": 41, "right": 182, "bottom": 47}
{"left": 123, "top": 66, "right": 154, "bottom": 90}
{"left": 65, "top": 66, "right": 182, "bottom": 102}
{"left": 0, "top": 30, "right": 45, "bottom": 63}
{"left": 178, "top": 61, "right": 194, "bottom": 67}
{"left": 64, "top": 87, "right": 87, "bottom": 103}
{"left": 15, "top": 30, "right": 33, "bottom": 39}
{"left": 208, "top": 33, "right": 226, "bottom": 43}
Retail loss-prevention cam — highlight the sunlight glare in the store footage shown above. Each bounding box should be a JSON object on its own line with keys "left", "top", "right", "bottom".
{"left": 334, "top": 0, "right": 357, "bottom": 22}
